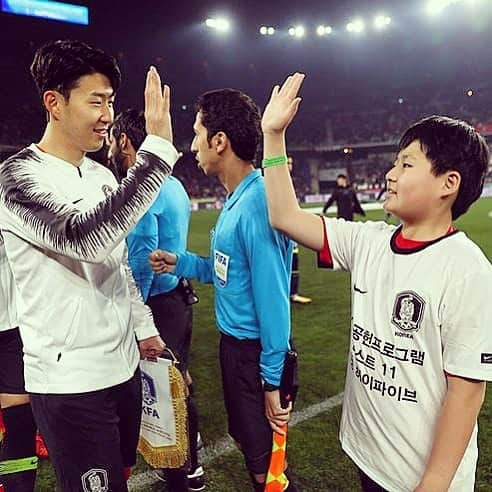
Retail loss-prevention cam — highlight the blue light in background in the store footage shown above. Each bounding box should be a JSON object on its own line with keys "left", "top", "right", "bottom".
{"left": 1, "top": 0, "right": 89, "bottom": 25}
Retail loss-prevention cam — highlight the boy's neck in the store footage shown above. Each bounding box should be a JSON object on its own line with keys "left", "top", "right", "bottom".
{"left": 37, "top": 125, "right": 85, "bottom": 167}
{"left": 400, "top": 217, "right": 454, "bottom": 242}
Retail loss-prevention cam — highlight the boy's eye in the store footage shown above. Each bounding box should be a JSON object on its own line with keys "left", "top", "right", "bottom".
{"left": 403, "top": 163, "right": 412, "bottom": 168}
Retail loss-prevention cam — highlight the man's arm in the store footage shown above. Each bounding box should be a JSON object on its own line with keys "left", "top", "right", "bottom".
{"left": 322, "top": 192, "right": 335, "bottom": 214}
{"left": 352, "top": 190, "right": 366, "bottom": 216}
{"left": 242, "top": 210, "right": 292, "bottom": 433}
{"left": 127, "top": 209, "right": 159, "bottom": 302}
{"left": 0, "top": 67, "right": 177, "bottom": 264}
{"left": 123, "top": 247, "right": 165, "bottom": 359}
{"left": 149, "top": 249, "right": 214, "bottom": 284}
{"left": 415, "top": 376, "right": 486, "bottom": 492}
{"left": 262, "top": 73, "right": 324, "bottom": 251}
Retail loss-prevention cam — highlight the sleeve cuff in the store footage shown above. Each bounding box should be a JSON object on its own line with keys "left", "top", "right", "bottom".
{"left": 140, "top": 135, "right": 180, "bottom": 171}
{"left": 134, "top": 323, "right": 159, "bottom": 341}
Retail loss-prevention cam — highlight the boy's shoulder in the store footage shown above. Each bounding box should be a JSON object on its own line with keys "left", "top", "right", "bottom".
{"left": 444, "top": 231, "right": 492, "bottom": 275}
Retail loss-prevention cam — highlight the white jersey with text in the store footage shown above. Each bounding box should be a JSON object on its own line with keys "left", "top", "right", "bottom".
{"left": 0, "top": 232, "right": 17, "bottom": 332}
{"left": 322, "top": 218, "right": 492, "bottom": 492}
{"left": 0, "top": 136, "right": 178, "bottom": 393}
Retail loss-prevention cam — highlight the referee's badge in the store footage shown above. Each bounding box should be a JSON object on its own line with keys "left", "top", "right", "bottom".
{"left": 391, "top": 291, "right": 425, "bottom": 333}
{"left": 214, "top": 249, "right": 230, "bottom": 286}
{"left": 81, "top": 468, "right": 108, "bottom": 492}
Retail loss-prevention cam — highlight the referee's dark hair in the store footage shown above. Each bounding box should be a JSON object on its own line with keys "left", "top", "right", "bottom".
{"left": 195, "top": 89, "right": 262, "bottom": 163}
{"left": 111, "top": 109, "right": 146, "bottom": 150}
{"left": 399, "top": 115, "right": 490, "bottom": 220}
{"left": 30, "top": 39, "right": 121, "bottom": 103}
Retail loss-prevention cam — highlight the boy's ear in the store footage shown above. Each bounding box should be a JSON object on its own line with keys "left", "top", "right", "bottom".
{"left": 442, "top": 170, "right": 461, "bottom": 197}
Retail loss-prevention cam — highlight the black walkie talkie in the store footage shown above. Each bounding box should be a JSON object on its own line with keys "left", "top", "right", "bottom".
{"left": 279, "top": 350, "right": 298, "bottom": 409}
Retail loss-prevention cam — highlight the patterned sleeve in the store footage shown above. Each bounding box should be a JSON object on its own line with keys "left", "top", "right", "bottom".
{"left": 123, "top": 246, "right": 159, "bottom": 341}
{"left": 0, "top": 136, "right": 178, "bottom": 263}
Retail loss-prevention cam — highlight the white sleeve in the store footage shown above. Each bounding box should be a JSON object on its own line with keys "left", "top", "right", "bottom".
{"left": 442, "top": 271, "right": 492, "bottom": 381}
{"left": 0, "top": 136, "right": 178, "bottom": 264}
{"left": 123, "top": 247, "right": 159, "bottom": 342}
{"left": 323, "top": 217, "right": 365, "bottom": 272}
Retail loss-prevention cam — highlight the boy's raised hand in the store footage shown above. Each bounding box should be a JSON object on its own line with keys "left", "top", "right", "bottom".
{"left": 261, "top": 73, "right": 305, "bottom": 135}
{"left": 144, "top": 66, "right": 173, "bottom": 143}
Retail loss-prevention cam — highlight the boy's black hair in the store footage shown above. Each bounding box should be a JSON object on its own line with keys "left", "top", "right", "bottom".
{"left": 111, "top": 109, "right": 146, "bottom": 150}
{"left": 399, "top": 115, "right": 490, "bottom": 220}
{"left": 30, "top": 39, "right": 121, "bottom": 102}
{"left": 195, "top": 89, "right": 261, "bottom": 162}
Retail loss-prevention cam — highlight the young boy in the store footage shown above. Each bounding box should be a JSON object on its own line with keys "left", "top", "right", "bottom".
{"left": 261, "top": 73, "right": 491, "bottom": 492}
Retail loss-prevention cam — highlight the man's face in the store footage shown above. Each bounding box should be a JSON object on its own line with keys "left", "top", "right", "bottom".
{"left": 190, "top": 112, "right": 220, "bottom": 176}
{"left": 385, "top": 140, "right": 446, "bottom": 222}
{"left": 337, "top": 176, "right": 347, "bottom": 187}
{"left": 107, "top": 128, "right": 128, "bottom": 180}
{"left": 57, "top": 72, "right": 115, "bottom": 153}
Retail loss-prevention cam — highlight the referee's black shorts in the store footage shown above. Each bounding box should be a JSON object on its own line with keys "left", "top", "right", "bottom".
{"left": 147, "top": 285, "right": 193, "bottom": 375}
{"left": 219, "top": 333, "right": 273, "bottom": 475}
{"left": 0, "top": 327, "right": 26, "bottom": 394}
{"left": 30, "top": 369, "right": 142, "bottom": 492}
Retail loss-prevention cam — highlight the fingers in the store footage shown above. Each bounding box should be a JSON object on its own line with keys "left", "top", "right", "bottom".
{"left": 268, "top": 419, "right": 287, "bottom": 435}
{"left": 163, "top": 84, "right": 170, "bottom": 113}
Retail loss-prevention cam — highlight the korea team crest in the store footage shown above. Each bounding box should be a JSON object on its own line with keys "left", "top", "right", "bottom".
{"left": 141, "top": 371, "right": 157, "bottom": 406}
{"left": 81, "top": 468, "right": 108, "bottom": 492}
{"left": 391, "top": 291, "right": 425, "bottom": 333}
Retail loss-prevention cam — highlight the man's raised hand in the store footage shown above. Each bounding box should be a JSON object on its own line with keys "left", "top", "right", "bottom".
{"left": 144, "top": 66, "right": 173, "bottom": 142}
{"left": 261, "top": 73, "right": 305, "bottom": 135}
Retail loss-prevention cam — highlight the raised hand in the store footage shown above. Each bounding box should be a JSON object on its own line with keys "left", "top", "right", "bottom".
{"left": 144, "top": 66, "right": 173, "bottom": 143}
{"left": 261, "top": 73, "right": 305, "bottom": 135}
{"left": 149, "top": 249, "right": 177, "bottom": 274}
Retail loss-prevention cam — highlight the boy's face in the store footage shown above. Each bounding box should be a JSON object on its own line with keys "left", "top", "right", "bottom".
{"left": 56, "top": 72, "right": 115, "bottom": 153}
{"left": 191, "top": 112, "right": 220, "bottom": 176}
{"left": 385, "top": 140, "right": 446, "bottom": 222}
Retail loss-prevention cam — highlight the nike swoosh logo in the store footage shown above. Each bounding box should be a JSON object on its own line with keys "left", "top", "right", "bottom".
{"left": 72, "top": 198, "right": 83, "bottom": 204}
{"left": 482, "top": 354, "right": 492, "bottom": 364}
{"left": 354, "top": 285, "right": 368, "bottom": 294}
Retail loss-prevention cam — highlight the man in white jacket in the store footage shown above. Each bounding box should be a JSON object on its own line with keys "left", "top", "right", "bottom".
{"left": 0, "top": 40, "right": 177, "bottom": 491}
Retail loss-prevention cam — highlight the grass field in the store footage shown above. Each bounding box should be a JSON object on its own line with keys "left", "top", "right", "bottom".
{"left": 36, "top": 197, "right": 492, "bottom": 491}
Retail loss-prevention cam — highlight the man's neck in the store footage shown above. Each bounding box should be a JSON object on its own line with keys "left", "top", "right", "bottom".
{"left": 219, "top": 157, "right": 255, "bottom": 194}
{"left": 37, "top": 125, "right": 85, "bottom": 167}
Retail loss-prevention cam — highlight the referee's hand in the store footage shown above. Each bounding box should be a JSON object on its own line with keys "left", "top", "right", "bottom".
{"left": 149, "top": 249, "right": 177, "bottom": 274}
{"left": 264, "top": 390, "right": 292, "bottom": 435}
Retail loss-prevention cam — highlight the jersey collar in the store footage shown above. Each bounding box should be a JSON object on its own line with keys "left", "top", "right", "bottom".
{"left": 223, "top": 169, "right": 261, "bottom": 210}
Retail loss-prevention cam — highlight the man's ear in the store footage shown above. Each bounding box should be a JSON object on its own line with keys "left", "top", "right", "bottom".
{"left": 442, "top": 170, "right": 461, "bottom": 198}
{"left": 119, "top": 133, "right": 130, "bottom": 153}
{"left": 213, "top": 131, "right": 228, "bottom": 155}
{"left": 43, "top": 90, "right": 65, "bottom": 121}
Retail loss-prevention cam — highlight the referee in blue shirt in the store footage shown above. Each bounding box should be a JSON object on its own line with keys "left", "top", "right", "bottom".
{"left": 150, "top": 90, "right": 298, "bottom": 492}
{"left": 109, "top": 110, "right": 205, "bottom": 492}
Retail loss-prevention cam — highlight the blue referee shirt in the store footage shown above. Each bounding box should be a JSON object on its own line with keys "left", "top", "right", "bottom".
{"left": 174, "top": 170, "right": 293, "bottom": 386}
{"left": 127, "top": 176, "right": 190, "bottom": 302}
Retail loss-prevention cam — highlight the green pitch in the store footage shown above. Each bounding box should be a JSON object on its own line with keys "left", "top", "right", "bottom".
{"left": 35, "top": 197, "right": 492, "bottom": 491}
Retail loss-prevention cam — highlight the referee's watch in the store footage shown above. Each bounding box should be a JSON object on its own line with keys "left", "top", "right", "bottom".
{"left": 263, "top": 382, "right": 280, "bottom": 392}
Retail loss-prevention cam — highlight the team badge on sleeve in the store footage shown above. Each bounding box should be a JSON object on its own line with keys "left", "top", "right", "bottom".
{"left": 81, "top": 468, "right": 108, "bottom": 492}
{"left": 392, "top": 291, "right": 425, "bottom": 333}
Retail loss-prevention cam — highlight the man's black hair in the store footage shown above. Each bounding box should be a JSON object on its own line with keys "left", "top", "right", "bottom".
{"left": 195, "top": 89, "right": 261, "bottom": 162}
{"left": 30, "top": 39, "right": 121, "bottom": 102}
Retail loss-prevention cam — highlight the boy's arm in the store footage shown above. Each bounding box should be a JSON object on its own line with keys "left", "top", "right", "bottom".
{"left": 415, "top": 375, "right": 486, "bottom": 492}
{"left": 262, "top": 73, "right": 324, "bottom": 251}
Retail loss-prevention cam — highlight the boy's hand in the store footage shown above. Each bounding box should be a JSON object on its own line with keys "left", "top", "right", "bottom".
{"left": 144, "top": 66, "right": 173, "bottom": 143}
{"left": 261, "top": 73, "right": 305, "bottom": 135}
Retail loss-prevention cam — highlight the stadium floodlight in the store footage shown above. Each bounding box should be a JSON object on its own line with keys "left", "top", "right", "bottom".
{"left": 467, "top": 89, "right": 474, "bottom": 97}
{"left": 374, "top": 15, "right": 391, "bottom": 30}
{"left": 316, "top": 25, "right": 333, "bottom": 36}
{"left": 205, "top": 17, "right": 230, "bottom": 32}
{"left": 346, "top": 18, "right": 365, "bottom": 34}
{"left": 288, "top": 25, "right": 305, "bottom": 37}
{"left": 260, "top": 26, "right": 276, "bottom": 36}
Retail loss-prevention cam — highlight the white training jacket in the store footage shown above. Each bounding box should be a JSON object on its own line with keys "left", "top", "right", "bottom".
{"left": 0, "top": 135, "right": 178, "bottom": 394}
{"left": 0, "top": 232, "right": 17, "bottom": 332}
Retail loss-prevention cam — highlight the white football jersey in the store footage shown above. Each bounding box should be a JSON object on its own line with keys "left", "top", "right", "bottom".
{"left": 321, "top": 218, "right": 492, "bottom": 492}
{"left": 0, "top": 232, "right": 17, "bottom": 332}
